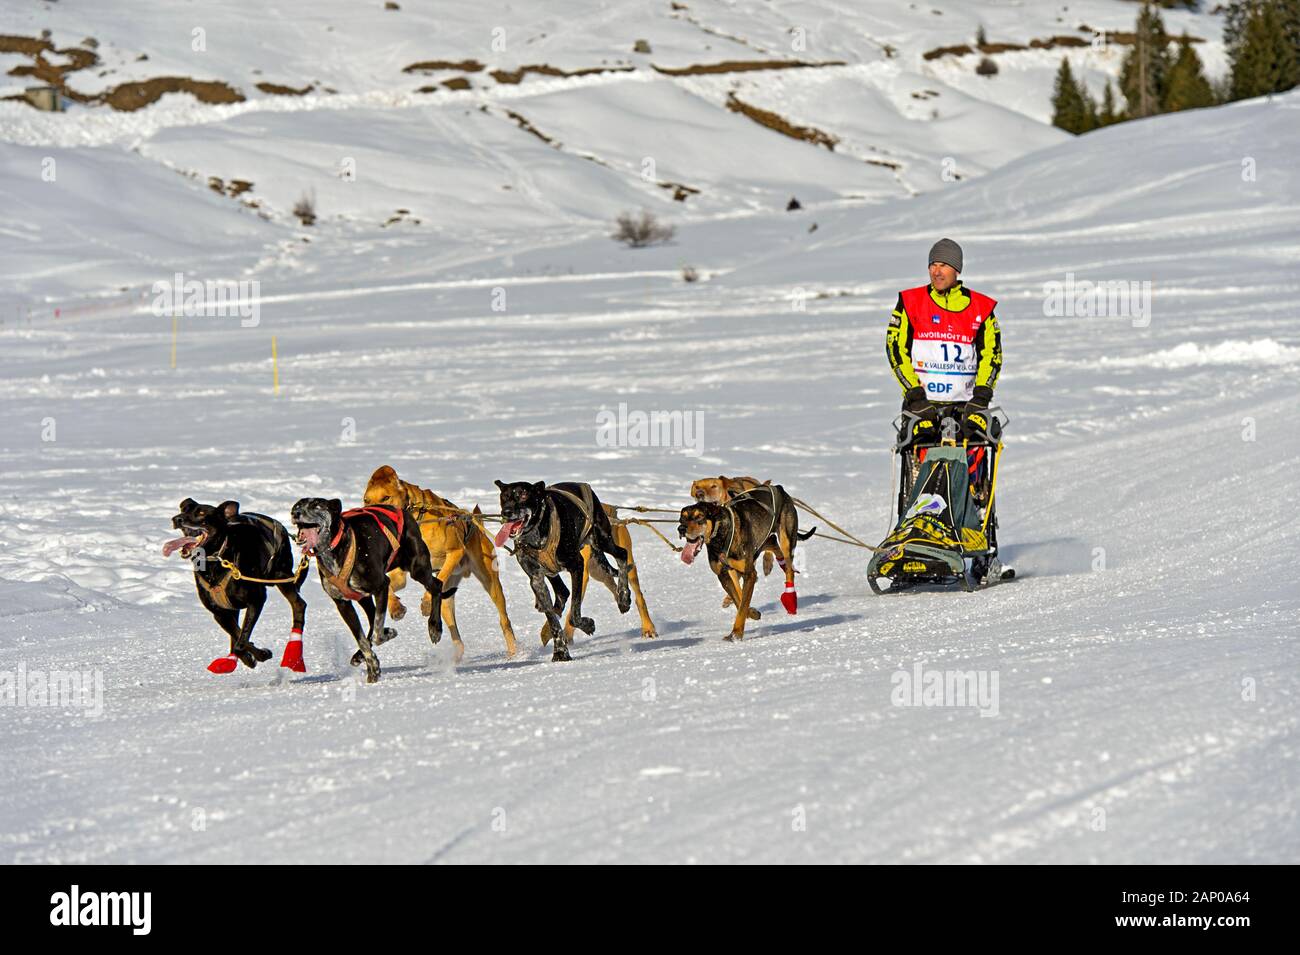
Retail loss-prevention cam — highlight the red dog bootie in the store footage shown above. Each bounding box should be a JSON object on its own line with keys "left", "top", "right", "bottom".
{"left": 280, "top": 629, "right": 306, "bottom": 673}
{"left": 780, "top": 583, "right": 798, "bottom": 615}
{"left": 207, "top": 654, "right": 238, "bottom": 674}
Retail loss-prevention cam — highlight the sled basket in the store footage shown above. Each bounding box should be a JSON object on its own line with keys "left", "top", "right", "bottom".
{"left": 868, "top": 444, "right": 996, "bottom": 592}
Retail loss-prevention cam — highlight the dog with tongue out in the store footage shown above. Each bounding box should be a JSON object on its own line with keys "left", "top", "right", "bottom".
{"left": 494, "top": 480, "right": 633, "bottom": 662}
{"left": 677, "top": 486, "right": 815, "bottom": 642}
{"left": 163, "top": 498, "right": 309, "bottom": 675}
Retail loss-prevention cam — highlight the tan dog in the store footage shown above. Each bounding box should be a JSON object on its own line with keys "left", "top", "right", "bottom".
{"left": 689, "top": 475, "right": 766, "bottom": 506}
{"left": 690, "top": 475, "right": 776, "bottom": 600}
{"left": 364, "top": 465, "right": 517, "bottom": 660}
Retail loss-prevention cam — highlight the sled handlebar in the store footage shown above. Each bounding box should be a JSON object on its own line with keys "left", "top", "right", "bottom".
{"left": 892, "top": 406, "right": 1010, "bottom": 453}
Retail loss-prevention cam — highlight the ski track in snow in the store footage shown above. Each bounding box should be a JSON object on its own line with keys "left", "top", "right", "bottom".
{"left": 2, "top": 211, "right": 1298, "bottom": 861}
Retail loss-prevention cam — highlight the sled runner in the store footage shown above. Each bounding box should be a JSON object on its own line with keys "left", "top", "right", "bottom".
{"left": 868, "top": 407, "right": 1014, "bottom": 594}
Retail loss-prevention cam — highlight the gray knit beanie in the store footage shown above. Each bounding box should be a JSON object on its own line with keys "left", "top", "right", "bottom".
{"left": 928, "top": 237, "right": 963, "bottom": 273}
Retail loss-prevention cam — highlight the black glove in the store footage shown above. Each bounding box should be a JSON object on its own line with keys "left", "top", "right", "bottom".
{"left": 962, "top": 386, "right": 994, "bottom": 441}
{"left": 902, "top": 386, "right": 939, "bottom": 440}
{"left": 903, "top": 385, "right": 933, "bottom": 414}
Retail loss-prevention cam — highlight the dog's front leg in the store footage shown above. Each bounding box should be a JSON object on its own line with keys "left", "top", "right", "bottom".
{"left": 565, "top": 560, "right": 594, "bottom": 639}
{"left": 525, "top": 565, "right": 566, "bottom": 658}
{"left": 336, "top": 598, "right": 380, "bottom": 683}
{"left": 386, "top": 568, "right": 408, "bottom": 620}
{"left": 237, "top": 589, "right": 272, "bottom": 663}
{"left": 370, "top": 579, "right": 397, "bottom": 646}
{"left": 211, "top": 607, "right": 250, "bottom": 668}
{"left": 407, "top": 547, "right": 444, "bottom": 646}
{"left": 548, "top": 574, "right": 569, "bottom": 616}
{"left": 715, "top": 564, "right": 743, "bottom": 637}
{"left": 537, "top": 572, "right": 568, "bottom": 646}
{"left": 716, "top": 563, "right": 759, "bottom": 627}
{"left": 730, "top": 568, "right": 759, "bottom": 641}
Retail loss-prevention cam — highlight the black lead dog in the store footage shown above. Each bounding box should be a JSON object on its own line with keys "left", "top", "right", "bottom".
{"left": 164, "top": 498, "right": 308, "bottom": 674}
{"left": 290, "top": 498, "right": 443, "bottom": 683}
{"left": 494, "top": 480, "right": 631, "bottom": 661}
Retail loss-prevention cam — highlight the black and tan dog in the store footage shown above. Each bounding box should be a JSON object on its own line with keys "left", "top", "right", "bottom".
{"left": 164, "top": 498, "right": 308, "bottom": 674}
{"left": 677, "top": 484, "right": 815, "bottom": 641}
{"left": 494, "top": 480, "right": 632, "bottom": 661}
{"left": 690, "top": 474, "right": 776, "bottom": 600}
{"left": 290, "top": 498, "right": 443, "bottom": 683}
{"left": 363, "top": 465, "right": 516, "bottom": 660}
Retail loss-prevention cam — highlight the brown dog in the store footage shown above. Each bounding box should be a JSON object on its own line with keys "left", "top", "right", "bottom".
{"left": 364, "top": 465, "right": 517, "bottom": 660}
{"left": 677, "top": 485, "right": 814, "bottom": 641}
{"left": 690, "top": 475, "right": 776, "bottom": 597}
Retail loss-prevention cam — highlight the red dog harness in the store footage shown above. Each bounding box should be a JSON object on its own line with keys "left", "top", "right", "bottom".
{"left": 318, "top": 505, "right": 406, "bottom": 602}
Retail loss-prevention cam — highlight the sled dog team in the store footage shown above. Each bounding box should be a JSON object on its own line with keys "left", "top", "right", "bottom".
{"left": 165, "top": 467, "right": 816, "bottom": 682}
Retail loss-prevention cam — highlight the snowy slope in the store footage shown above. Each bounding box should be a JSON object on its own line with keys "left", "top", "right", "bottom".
{"left": 0, "top": 0, "right": 1229, "bottom": 305}
{"left": 1, "top": 62, "right": 1298, "bottom": 865}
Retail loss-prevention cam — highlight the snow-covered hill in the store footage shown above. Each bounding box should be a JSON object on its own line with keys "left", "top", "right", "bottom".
{"left": 1, "top": 3, "right": 1297, "bottom": 864}
{"left": 1, "top": 0, "right": 1228, "bottom": 304}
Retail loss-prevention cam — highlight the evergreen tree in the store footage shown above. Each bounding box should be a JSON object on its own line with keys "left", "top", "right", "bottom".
{"left": 1051, "top": 57, "right": 1090, "bottom": 133}
{"left": 1120, "top": 3, "right": 1173, "bottom": 117}
{"left": 1227, "top": 1, "right": 1300, "bottom": 95}
{"left": 1283, "top": 0, "right": 1300, "bottom": 83}
{"left": 1230, "top": 1, "right": 1299, "bottom": 98}
{"left": 1164, "top": 34, "right": 1217, "bottom": 109}
{"left": 1081, "top": 85, "right": 1100, "bottom": 131}
{"left": 1099, "top": 81, "right": 1122, "bottom": 125}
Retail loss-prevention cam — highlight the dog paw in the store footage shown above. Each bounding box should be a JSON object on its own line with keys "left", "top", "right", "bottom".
{"left": 574, "top": 616, "right": 596, "bottom": 636}
{"left": 374, "top": 627, "right": 398, "bottom": 645}
{"left": 365, "top": 664, "right": 381, "bottom": 684}
{"left": 721, "top": 595, "right": 734, "bottom": 608}
{"left": 350, "top": 650, "right": 365, "bottom": 667}
{"left": 389, "top": 602, "right": 406, "bottom": 621}
{"left": 747, "top": 608, "right": 761, "bottom": 620}
{"left": 642, "top": 627, "right": 657, "bottom": 640}
{"left": 551, "top": 646, "right": 572, "bottom": 662}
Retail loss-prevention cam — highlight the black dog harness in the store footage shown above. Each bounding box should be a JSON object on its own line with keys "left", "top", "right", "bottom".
{"left": 545, "top": 484, "right": 597, "bottom": 543}
{"left": 721, "top": 485, "right": 782, "bottom": 559}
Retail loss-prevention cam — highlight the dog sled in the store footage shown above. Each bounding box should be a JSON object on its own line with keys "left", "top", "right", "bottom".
{"left": 867, "top": 407, "right": 1014, "bottom": 594}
